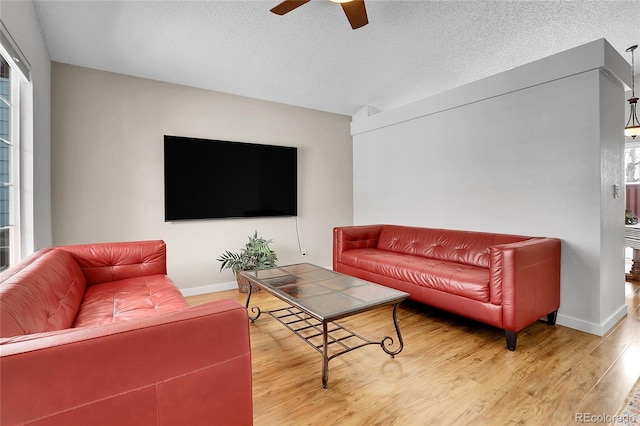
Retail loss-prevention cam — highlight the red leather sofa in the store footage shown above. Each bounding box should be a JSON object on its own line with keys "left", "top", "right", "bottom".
{"left": 333, "top": 225, "right": 561, "bottom": 350}
{"left": 0, "top": 240, "right": 252, "bottom": 426}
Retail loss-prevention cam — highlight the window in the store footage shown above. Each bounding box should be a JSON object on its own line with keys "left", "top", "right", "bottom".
{"left": 0, "top": 21, "right": 29, "bottom": 271}
{"left": 0, "top": 56, "right": 11, "bottom": 269}
{"left": 625, "top": 147, "right": 640, "bottom": 183}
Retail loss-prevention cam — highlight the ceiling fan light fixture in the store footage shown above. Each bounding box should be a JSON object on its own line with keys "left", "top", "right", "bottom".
{"left": 625, "top": 45, "right": 640, "bottom": 139}
{"left": 270, "top": 0, "right": 367, "bottom": 29}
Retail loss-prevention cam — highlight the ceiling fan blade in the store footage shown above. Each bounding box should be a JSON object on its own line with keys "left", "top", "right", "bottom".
{"left": 270, "top": 0, "right": 311, "bottom": 15}
{"left": 341, "top": 0, "right": 368, "bottom": 29}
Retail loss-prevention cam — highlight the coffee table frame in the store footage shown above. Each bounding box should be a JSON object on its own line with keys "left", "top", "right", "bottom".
{"left": 239, "top": 264, "right": 408, "bottom": 388}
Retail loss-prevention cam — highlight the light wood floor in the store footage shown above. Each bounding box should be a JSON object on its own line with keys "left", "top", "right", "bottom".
{"left": 187, "top": 280, "right": 640, "bottom": 426}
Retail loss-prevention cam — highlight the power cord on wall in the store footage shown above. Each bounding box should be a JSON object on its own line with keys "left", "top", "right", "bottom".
{"left": 295, "top": 216, "right": 306, "bottom": 256}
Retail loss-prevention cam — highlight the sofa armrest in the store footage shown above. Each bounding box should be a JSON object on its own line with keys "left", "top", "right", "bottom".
{"left": 0, "top": 299, "right": 252, "bottom": 426}
{"left": 56, "top": 240, "right": 168, "bottom": 286}
{"left": 490, "top": 238, "right": 561, "bottom": 332}
{"left": 333, "top": 225, "right": 384, "bottom": 269}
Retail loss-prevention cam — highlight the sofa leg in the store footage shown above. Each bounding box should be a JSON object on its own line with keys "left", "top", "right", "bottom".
{"left": 505, "top": 330, "right": 517, "bottom": 351}
{"left": 547, "top": 310, "right": 558, "bottom": 325}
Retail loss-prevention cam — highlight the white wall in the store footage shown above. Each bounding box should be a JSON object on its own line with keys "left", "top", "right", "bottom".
{"left": 51, "top": 63, "right": 353, "bottom": 294}
{"left": 1, "top": 0, "right": 53, "bottom": 253}
{"left": 352, "top": 39, "right": 628, "bottom": 336}
{"left": 600, "top": 71, "right": 626, "bottom": 327}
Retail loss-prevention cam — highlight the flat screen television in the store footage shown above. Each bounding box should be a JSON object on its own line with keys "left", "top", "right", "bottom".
{"left": 164, "top": 136, "right": 297, "bottom": 221}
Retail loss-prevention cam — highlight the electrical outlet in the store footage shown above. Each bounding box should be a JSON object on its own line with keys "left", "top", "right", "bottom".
{"left": 301, "top": 248, "right": 307, "bottom": 256}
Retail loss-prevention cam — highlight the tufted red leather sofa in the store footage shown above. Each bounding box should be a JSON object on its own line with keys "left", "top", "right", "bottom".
{"left": 333, "top": 225, "right": 561, "bottom": 350}
{"left": 0, "top": 240, "right": 252, "bottom": 425}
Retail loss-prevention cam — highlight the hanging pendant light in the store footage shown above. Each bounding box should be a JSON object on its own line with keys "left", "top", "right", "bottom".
{"left": 625, "top": 45, "right": 640, "bottom": 139}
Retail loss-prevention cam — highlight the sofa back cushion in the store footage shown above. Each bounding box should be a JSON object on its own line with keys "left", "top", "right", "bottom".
{"left": 56, "top": 240, "right": 167, "bottom": 286}
{"left": 0, "top": 249, "right": 87, "bottom": 337}
{"left": 377, "top": 225, "right": 531, "bottom": 268}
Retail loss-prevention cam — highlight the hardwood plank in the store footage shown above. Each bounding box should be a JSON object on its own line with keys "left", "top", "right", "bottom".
{"left": 187, "top": 281, "right": 640, "bottom": 425}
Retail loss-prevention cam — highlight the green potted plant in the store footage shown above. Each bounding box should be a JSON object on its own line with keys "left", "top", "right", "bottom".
{"left": 217, "top": 231, "right": 278, "bottom": 292}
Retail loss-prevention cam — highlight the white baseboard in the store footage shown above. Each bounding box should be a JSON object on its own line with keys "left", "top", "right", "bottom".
{"left": 556, "top": 304, "right": 628, "bottom": 336}
{"left": 180, "top": 281, "right": 238, "bottom": 297}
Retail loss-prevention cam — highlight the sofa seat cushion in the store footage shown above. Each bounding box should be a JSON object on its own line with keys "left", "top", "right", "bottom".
{"left": 340, "top": 248, "right": 490, "bottom": 302}
{"left": 73, "top": 275, "right": 189, "bottom": 328}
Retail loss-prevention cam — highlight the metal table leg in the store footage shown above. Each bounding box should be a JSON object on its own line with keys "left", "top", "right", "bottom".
{"left": 322, "top": 321, "right": 329, "bottom": 389}
{"left": 381, "top": 303, "right": 404, "bottom": 358}
{"left": 244, "top": 283, "right": 262, "bottom": 322}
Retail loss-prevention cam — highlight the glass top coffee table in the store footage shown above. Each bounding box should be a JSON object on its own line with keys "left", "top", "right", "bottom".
{"left": 238, "top": 263, "right": 409, "bottom": 388}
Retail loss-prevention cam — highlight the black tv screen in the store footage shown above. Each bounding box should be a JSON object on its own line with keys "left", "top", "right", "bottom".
{"left": 164, "top": 136, "right": 297, "bottom": 221}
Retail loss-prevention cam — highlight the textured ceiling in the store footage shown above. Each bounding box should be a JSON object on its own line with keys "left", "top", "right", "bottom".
{"left": 32, "top": 0, "right": 640, "bottom": 116}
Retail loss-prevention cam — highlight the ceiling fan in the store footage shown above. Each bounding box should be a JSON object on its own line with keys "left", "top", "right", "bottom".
{"left": 270, "top": 0, "right": 369, "bottom": 30}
